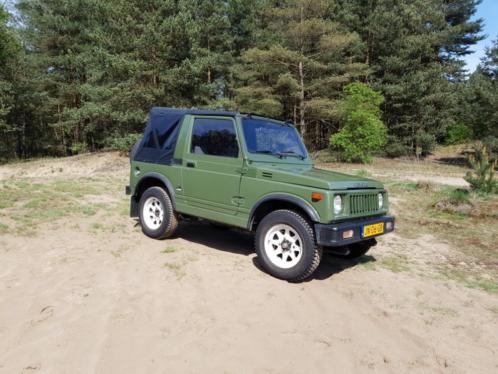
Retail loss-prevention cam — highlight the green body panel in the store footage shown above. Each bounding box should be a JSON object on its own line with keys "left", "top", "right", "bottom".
{"left": 129, "top": 114, "right": 390, "bottom": 229}
{"left": 180, "top": 115, "right": 243, "bottom": 215}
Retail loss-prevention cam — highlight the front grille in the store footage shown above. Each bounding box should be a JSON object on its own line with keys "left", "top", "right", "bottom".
{"left": 349, "top": 193, "right": 379, "bottom": 215}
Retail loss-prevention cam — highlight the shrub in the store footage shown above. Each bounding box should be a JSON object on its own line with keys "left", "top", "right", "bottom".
{"left": 445, "top": 123, "right": 473, "bottom": 145}
{"left": 104, "top": 133, "right": 142, "bottom": 154}
{"left": 483, "top": 136, "right": 498, "bottom": 158}
{"left": 434, "top": 189, "right": 473, "bottom": 215}
{"left": 464, "top": 142, "right": 498, "bottom": 194}
{"left": 384, "top": 139, "right": 409, "bottom": 158}
{"left": 330, "top": 83, "right": 387, "bottom": 163}
{"left": 70, "top": 142, "right": 88, "bottom": 155}
{"left": 415, "top": 131, "right": 436, "bottom": 157}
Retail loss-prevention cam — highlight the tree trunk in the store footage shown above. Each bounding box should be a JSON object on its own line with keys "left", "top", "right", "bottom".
{"left": 298, "top": 5, "right": 306, "bottom": 142}
{"left": 57, "top": 104, "right": 66, "bottom": 156}
{"left": 21, "top": 113, "right": 26, "bottom": 158}
{"left": 298, "top": 61, "right": 305, "bottom": 142}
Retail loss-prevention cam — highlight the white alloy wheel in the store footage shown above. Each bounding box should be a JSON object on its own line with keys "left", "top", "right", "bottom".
{"left": 143, "top": 196, "right": 164, "bottom": 230}
{"left": 264, "top": 224, "right": 303, "bottom": 269}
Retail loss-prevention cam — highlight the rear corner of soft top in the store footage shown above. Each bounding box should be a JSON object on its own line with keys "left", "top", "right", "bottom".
{"left": 132, "top": 108, "right": 188, "bottom": 166}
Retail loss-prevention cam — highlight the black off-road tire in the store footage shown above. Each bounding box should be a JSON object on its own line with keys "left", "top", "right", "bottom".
{"left": 255, "top": 209, "right": 322, "bottom": 282}
{"left": 328, "top": 239, "right": 376, "bottom": 259}
{"left": 139, "top": 186, "right": 178, "bottom": 239}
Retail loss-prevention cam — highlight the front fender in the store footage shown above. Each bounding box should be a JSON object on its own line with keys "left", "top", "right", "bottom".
{"left": 248, "top": 193, "right": 321, "bottom": 229}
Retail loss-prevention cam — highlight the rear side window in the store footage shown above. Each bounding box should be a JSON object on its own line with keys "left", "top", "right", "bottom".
{"left": 191, "top": 118, "right": 239, "bottom": 157}
{"left": 134, "top": 113, "right": 183, "bottom": 164}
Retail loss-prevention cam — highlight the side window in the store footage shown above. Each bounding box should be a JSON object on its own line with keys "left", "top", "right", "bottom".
{"left": 191, "top": 118, "right": 239, "bottom": 157}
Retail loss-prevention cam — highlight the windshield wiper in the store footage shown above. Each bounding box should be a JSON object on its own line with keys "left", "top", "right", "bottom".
{"left": 253, "top": 149, "right": 305, "bottom": 160}
{"left": 253, "top": 150, "right": 280, "bottom": 157}
{"left": 277, "top": 150, "right": 306, "bottom": 160}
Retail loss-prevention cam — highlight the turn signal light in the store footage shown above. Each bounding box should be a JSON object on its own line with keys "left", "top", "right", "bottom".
{"left": 311, "top": 192, "right": 323, "bottom": 202}
{"left": 343, "top": 230, "right": 354, "bottom": 239}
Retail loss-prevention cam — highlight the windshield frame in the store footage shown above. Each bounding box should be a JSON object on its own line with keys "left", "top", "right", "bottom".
{"left": 239, "top": 116, "right": 310, "bottom": 163}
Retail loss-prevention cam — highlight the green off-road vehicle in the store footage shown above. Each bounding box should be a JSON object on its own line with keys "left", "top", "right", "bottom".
{"left": 127, "top": 108, "right": 394, "bottom": 281}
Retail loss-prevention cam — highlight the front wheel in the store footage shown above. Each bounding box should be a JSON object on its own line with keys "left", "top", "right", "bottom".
{"left": 255, "top": 210, "right": 322, "bottom": 282}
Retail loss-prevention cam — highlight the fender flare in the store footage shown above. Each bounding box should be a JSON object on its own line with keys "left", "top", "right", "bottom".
{"left": 248, "top": 193, "right": 321, "bottom": 229}
{"left": 133, "top": 172, "right": 176, "bottom": 208}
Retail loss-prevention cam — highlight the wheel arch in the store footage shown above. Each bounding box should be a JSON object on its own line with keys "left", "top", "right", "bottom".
{"left": 248, "top": 194, "right": 320, "bottom": 231}
{"left": 131, "top": 173, "right": 175, "bottom": 217}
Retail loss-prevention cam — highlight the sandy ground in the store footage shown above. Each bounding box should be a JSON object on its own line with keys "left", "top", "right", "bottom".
{"left": 1, "top": 153, "right": 497, "bottom": 373}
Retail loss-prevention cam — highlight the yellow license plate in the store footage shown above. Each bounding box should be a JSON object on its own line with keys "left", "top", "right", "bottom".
{"left": 363, "top": 222, "right": 384, "bottom": 238}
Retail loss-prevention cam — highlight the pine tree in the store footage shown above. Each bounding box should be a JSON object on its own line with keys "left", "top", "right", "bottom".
{"left": 14, "top": 0, "right": 238, "bottom": 154}
{"left": 442, "top": 0, "right": 484, "bottom": 79}
{"left": 480, "top": 38, "right": 498, "bottom": 79}
{"left": 462, "top": 38, "right": 498, "bottom": 139}
{"left": 0, "top": 5, "right": 15, "bottom": 128}
{"left": 230, "top": 0, "right": 367, "bottom": 149}
{"left": 0, "top": 0, "right": 489, "bottom": 161}
{"left": 337, "top": 0, "right": 483, "bottom": 156}
{"left": 0, "top": 5, "right": 22, "bottom": 159}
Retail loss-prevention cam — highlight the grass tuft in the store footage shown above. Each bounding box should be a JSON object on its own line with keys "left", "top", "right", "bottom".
{"left": 163, "top": 263, "right": 185, "bottom": 279}
{"left": 0, "top": 177, "right": 112, "bottom": 234}
{"left": 161, "top": 247, "right": 176, "bottom": 254}
{"left": 434, "top": 188, "right": 473, "bottom": 216}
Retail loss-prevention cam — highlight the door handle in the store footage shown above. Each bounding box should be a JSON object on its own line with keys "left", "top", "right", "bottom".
{"left": 186, "top": 161, "right": 196, "bottom": 168}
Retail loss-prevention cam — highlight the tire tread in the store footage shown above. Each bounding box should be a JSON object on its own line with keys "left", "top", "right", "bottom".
{"left": 255, "top": 209, "right": 322, "bottom": 282}
{"left": 139, "top": 186, "right": 178, "bottom": 239}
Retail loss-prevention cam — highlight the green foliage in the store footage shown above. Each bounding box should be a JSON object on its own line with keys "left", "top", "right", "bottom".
{"left": 339, "top": 0, "right": 483, "bottom": 156}
{"left": 464, "top": 143, "right": 498, "bottom": 194}
{"left": 384, "top": 139, "right": 410, "bottom": 158}
{"left": 230, "top": 0, "right": 367, "bottom": 149}
{"left": 330, "top": 83, "right": 387, "bottom": 163}
{"left": 0, "top": 0, "right": 490, "bottom": 161}
{"left": 0, "top": 5, "right": 21, "bottom": 160}
{"left": 460, "top": 37, "right": 498, "bottom": 143}
{"left": 104, "top": 133, "right": 142, "bottom": 153}
{"left": 483, "top": 136, "right": 498, "bottom": 158}
{"left": 70, "top": 143, "right": 88, "bottom": 155}
{"left": 415, "top": 132, "right": 436, "bottom": 157}
{"left": 441, "top": 188, "right": 471, "bottom": 206}
{"left": 445, "top": 123, "right": 473, "bottom": 145}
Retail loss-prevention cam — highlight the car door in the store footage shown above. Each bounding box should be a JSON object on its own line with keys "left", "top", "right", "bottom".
{"left": 182, "top": 116, "right": 243, "bottom": 215}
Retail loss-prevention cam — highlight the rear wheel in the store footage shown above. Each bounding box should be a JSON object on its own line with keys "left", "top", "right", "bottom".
{"left": 139, "top": 186, "right": 178, "bottom": 239}
{"left": 255, "top": 210, "right": 322, "bottom": 282}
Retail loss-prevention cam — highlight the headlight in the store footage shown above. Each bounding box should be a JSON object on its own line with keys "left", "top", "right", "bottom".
{"left": 333, "top": 195, "right": 342, "bottom": 214}
{"left": 378, "top": 193, "right": 384, "bottom": 209}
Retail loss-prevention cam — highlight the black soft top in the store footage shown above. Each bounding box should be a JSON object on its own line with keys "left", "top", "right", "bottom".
{"left": 133, "top": 107, "right": 241, "bottom": 165}
{"left": 132, "top": 107, "right": 288, "bottom": 165}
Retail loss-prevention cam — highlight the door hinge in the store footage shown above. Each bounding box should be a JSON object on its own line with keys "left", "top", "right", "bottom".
{"left": 236, "top": 166, "right": 249, "bottom": 174}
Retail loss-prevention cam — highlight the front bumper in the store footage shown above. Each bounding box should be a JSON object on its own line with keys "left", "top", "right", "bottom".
{"left": 315, "top": 215, "right": 395, "bottom": 247}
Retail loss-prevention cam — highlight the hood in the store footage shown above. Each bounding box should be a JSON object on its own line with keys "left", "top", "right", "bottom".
{"left": 256, "top": 164, "right": 383, "bottom": 190}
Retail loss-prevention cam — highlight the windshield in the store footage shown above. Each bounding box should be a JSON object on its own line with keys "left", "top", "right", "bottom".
{"left": 241, "top": 118, "right": 307, "bottom": 159}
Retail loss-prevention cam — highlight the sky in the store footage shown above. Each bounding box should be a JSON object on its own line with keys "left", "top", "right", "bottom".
{"left": 464, "top": 0, "right": 498, "bottom": 72}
